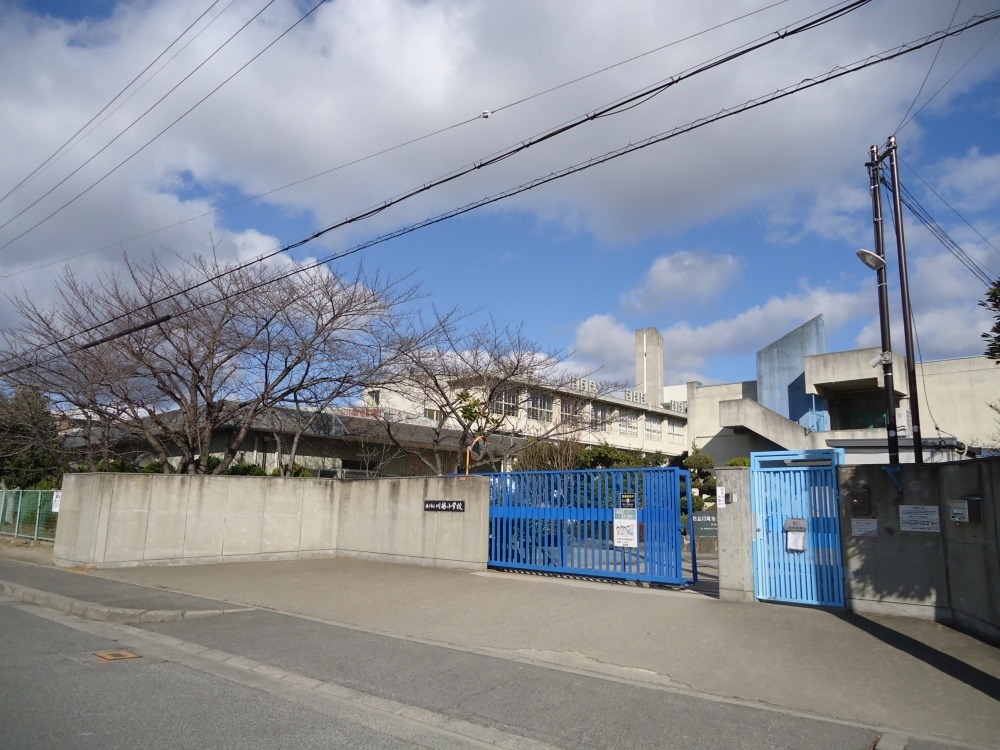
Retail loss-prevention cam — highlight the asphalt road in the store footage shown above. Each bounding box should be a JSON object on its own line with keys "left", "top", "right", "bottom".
{"left": 1, "top": 591, "right": 968, "bottom": 750}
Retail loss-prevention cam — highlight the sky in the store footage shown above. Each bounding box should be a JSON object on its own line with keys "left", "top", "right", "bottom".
{"left": 1, "top": 0, "right": 999, "bottom": 389}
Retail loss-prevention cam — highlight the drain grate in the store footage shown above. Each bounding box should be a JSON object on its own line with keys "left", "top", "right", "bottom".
{"left": 93, "top": 650, "right": 141, "bottom": 661}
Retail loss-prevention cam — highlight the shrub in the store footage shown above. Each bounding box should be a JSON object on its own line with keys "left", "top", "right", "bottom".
{"left": 223, "top": 462, "right": 268, "bottom": 476}
{"left": 270, "top": 463, "right": 312, "bottom": 477}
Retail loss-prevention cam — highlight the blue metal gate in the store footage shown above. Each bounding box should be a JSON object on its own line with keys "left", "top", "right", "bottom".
{"left": 750, "top": 449, "right": 845, "bottom": 607}
{"left": 487, "top": 467, "right": 693, "bottom": 585}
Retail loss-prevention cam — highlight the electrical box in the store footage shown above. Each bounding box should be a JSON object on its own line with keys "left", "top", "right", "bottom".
{"left": 947, "top": 498, "right": 982, "bottom": 524}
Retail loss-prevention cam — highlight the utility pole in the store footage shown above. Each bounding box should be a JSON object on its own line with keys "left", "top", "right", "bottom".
{"left": 867, "top": 144, "right": 900, "bottom": 466}
{"left": 885, "top": 136, "right": 923, "bottom": 464}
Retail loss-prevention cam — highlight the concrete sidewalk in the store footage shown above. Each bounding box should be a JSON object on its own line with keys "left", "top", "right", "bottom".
{"left": 1, "top": 541, "right": 998, "bottom": 748}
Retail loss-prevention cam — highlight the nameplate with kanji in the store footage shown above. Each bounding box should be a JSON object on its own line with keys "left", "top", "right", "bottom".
{"left": 424, "top": 500, "right": 466, "bottom": 512}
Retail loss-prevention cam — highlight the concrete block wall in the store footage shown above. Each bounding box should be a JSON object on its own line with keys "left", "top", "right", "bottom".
{"left": 715, "top": 459, "right": 1000, "bottom": 643}
{"left": 839, "top": 459, "right": 1000, "bottom": 642}
{"left": 54, "top": 473, "right": 490, "bottom": 571}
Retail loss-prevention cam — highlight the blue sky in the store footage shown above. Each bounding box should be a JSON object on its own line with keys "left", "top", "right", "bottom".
{"left": 1, "top": 0, "right": 999, "bottom": 388}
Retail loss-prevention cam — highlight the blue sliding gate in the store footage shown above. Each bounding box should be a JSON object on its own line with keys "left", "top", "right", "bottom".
{"left": 750, "top": 449, "right": 845, "bottom": 607}
{"left": 487, "top": 467, "right": 694, "bottom": 585}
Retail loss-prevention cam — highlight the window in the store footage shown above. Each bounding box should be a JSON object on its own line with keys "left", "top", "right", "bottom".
{"left": 619, "top": 410, "right": 638, "bottom": 437}
{"left": 645, "top": 417, "right": 662, "bottom": 441}
{"left": 490, "top": 389, "right": 519, "bottom": 417}
{"left": 560, "top": 396, "right": 584, "bottom": 425}
{"left": 590, "top": 404, "right": 610, "bottom": 432}
{"left": 667, "top": 418, "right": 685, "bottom": 444}
{"left": 424, "top": 407, "right": 445, "bottom": 424}
{"left": 527, "top": 392, "right": 553, "bottom": 422}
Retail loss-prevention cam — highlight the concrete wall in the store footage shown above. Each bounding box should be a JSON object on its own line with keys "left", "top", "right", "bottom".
{"left": 719, "top": 399, "right": 809, "bottom": 452}
{"left": 54, "top": 473, "right": 490, "bottom": 571}
{"left": 804, "top": 347, "right": 905, "bottom": 397}
{"left": 686, "top": 380, "right": 777, "bottom": 465}
{"left": 756, "top": 315, "right": 825, "bottom": 423}
{"left": 916, "top": 356, "right": 999, "bottom": 445}
{"left": 715, "top": 467, "right": 754, "bottom": 602}
{"left": 839, "top": 459, "right": 1000, "bottom": 643}
{"left": 715, "top": 460, "right": 1000, "bottom": 643}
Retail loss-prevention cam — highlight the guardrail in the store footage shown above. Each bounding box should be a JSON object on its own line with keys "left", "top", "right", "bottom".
{"left": 0, "top": 490, "right": 59, "bottom": 542}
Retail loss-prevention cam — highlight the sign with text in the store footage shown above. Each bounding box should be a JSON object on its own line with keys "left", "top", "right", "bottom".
{"left": 691, "top": 512, "right": 717, "bottom": 537}
{"left": 619, "top": 492, "right": 636, "bottom": 509}
{"left": 614, "top": 508, "right": 638, "bottom": 548}
{"left": 424, "top": 500, "right": 465, "bottom": 512}
{"left": 899, "top": 505, "right": 940, "bottom": 533}
{"left": 851, "top": 518, "right": 878, "bottom": 537}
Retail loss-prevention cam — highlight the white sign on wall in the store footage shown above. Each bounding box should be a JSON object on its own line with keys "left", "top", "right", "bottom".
{"left": 899, "top": 505, "right": 940, "bottom": 533}
{"left": 851, "top": 518, "right": 877, "bottom": 537}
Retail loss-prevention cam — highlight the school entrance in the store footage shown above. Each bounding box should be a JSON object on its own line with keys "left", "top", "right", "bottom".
{"left": 486, "top": 467, "right": 694, "bottom": 586}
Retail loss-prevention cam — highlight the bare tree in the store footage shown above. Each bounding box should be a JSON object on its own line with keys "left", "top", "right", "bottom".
{"left": 513, "top": 437, "right": 584, "bottom": 472}
{"left": 373, "top": 310, "right": 621, "bottom": 476}
{"left": 1, "top": 252, "right": 415, "bottom": 474}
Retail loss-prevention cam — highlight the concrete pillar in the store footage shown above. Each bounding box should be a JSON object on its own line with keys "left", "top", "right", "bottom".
{"left": 635, "top": 328, "right": 664, "bottom": 407}
{"left": 715, "top": 467, "right": 755, "bottom": 602}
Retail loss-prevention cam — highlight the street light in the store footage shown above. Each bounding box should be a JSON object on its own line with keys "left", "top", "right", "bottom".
{"left": 856, "top": 248, "right": 885, "bottom": 272}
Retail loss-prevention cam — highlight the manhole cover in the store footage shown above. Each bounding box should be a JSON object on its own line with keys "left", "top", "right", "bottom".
{"left": 93, "top": 650, "right": 141, "bottom": 661}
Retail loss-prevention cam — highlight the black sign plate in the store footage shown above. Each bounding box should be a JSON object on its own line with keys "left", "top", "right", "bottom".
{"left": 692, "top": 512, "right": 718, "bottom": 537}
{"left": 424, "top": 500, "right": 465, "bottom": 512}
{"left": 620, "top": 492, "right": 636, "bottom": 509}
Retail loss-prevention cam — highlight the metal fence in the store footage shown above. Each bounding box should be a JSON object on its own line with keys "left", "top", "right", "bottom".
{"left": 0, "top": 490, "right": 59, "bottom": 542}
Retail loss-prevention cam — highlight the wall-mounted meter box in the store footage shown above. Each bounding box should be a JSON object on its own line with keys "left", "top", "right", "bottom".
{"left": 947, "top": 498, "right": 982, "bottom": 524}
{"left": 848, "top": 489, "right": 873, "bottom": 517}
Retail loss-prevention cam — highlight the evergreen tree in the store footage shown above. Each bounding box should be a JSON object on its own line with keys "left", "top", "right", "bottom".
{"left": 0, "top": 387, "right": 63, "bottom": 488}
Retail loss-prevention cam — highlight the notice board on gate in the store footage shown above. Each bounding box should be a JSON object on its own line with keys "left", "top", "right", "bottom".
{"left": 614, "top": 492, "right": 638, "bottom": 548}
{"left": 614, "top": 508, "right": 638, "bottom": 548}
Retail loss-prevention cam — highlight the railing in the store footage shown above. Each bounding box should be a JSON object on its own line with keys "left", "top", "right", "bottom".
{"left": 0, "top": 490, "right": 59, "bottom": 542}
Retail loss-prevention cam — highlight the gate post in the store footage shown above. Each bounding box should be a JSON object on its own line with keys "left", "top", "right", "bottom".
{"left": 716, "top": 467, "right": 755, "bottom": 602}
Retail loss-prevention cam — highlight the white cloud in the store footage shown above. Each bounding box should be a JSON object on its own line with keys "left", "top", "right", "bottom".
{"left": 0, "top": 0, "right": 997, "bottom": 382}
{"left": 572, "top": 284, "right": 872, "bottom": 386}
{"left": 620, "top": 250, "right": 742, "bottom": 313}
{"left": 6, "top": 0, "right": 998, "bottom": 261}
{"left": 935, "top": 148, "right": 1000, "bottom": 213}
{"left": 568, "top": 314, "right": 636, "bottom": 383}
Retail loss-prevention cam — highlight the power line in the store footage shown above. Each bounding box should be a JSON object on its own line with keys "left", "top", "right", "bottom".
{"left": 7, "top": 0, "right": 880, "bottom": 351}
{"left": 8, "top": 8, "right": 997, "bottom": 375}
{"left": 901, "top": 158, "right": 1000, "bottom": 258}
{"left": 489, "top": 0, "right": 795, "bottom": 116}
{"left": 0, "top": 0, "right": 328, "bottom": 251}
{"left": 0, "top": 0, "right": 281, "bottom": 237}
{"left": 894, "top": 0, "right": 962, "bottom": 136}
{"left": 883, "top": 174, "right": 995, "bottom": 286}
{"left": 61, "top": 0, "right": 244, "bottom": 179}
{"left": 0, "top": 0, "right": 861, "bottom": 272}
{"left": 897, "top": 18, "right": 1000, "bottom": 135}
{"left": 0, "top": 0, "right": 227, "bottom": 206}
{"left": 0, "top": 0, "right": 277, "bottom": 235}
